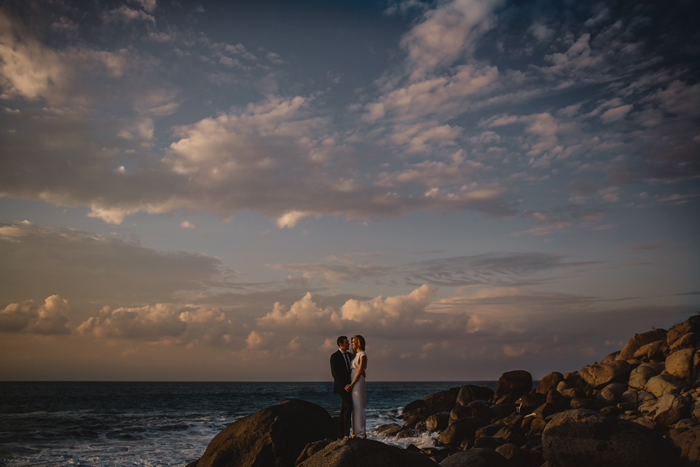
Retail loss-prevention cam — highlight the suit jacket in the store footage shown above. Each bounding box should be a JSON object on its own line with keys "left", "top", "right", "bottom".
{"left": 330, "top": 349, "right": 353, "bottom": 394}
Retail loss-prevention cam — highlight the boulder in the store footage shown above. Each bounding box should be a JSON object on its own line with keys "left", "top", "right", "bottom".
{"left": 536, "top": 372, "right": 564, "bottom": 395}
{"left": 602, "top": 351, "right": 621, "bottom": 363}
{"left": 579, "top": 360, "right": 631, "bottom": 388}
{"left": 196, "top": 399, "right": 335, "bottom": 467}
{"left": 423, "top": 388, "right": 461, "bottom": 413}
{"left": 633, "top": 340, "right": 667, "bottom": 360}
{"left": 439, "top": 448, "right": 510, "bottom": 467}
{"left": 456, "top": 385, "right": 494, "bottom": 406}
{"left": 669, "top": 332, "right": 699, "bottom": 354}
{"left": 654, "top": 393, "right": 691, "bottom": 426}
{"left": 672, "top": 425, "right": 700, "bottom": 466}
{"left": 426, "top": 413, "right": 450, "bottom": 432}
{"left": 516, "top": 393, "right": 546, "bottom": 414}
{"left": 667, "top": 348, "right": 695, "bottom": 381}
{"left": 495, "top": 370, "right": 533, "bottom": 400}
{"left": 570, "top": 398, "right": 596, "bottom": 410}
{"left": 617, "top": 329, "right": 668, "bottom": 360}
{"left": 528, "top": 417, "right": 548, "bottom": 437}
{"left": 667, "top": 321, "right": 693, "bottom": 346}
{"left": 437, "top": 417, "right": 486, "bottom": 446}
{"left": 296, "top": 438, "right": 440, "bottom": 467}
{"left": 397, "top": 429, "right": 423, "bottom": 439}
{"left": 645, "top": 374, "right": 689, "bottom": 398}
{"left": 546, "top": 389, "right": 567, "bottom": 410}
{"left": 597, "top": 383, "right": 628, "bottom": 406}
{"left": 404, "top": 399, "right": 428, "bottom": 413}
{"left": 629, "top": 364, "right": 662, "bottom": 390}
{"left": 495, "top": 443, "right": 527, "bottom": 464}
{"left": 620, "top": 389, "right": 641, "bottom": 406}
{"left": 542, "top": 409, "right": 678, "bottom": 467}
{"left": 375, "top": 423, "right": 403, "bottom": 437}
{"left": 490, "top": 404, "right": 517, "bottom": 420}
{"left": 473, "top": 436, "right": 501, "bottom": 449}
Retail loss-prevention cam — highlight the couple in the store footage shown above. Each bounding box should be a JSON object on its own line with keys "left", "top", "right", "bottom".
{"left": 330, "top": 334, "right": 367, "bottom": 440}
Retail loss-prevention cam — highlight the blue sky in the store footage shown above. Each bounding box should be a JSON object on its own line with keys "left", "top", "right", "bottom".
{"left": 0, "top": 0, "right": 698, "bottom": 381}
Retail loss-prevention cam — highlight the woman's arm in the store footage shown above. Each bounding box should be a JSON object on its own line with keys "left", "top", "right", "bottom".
{"left": 345, "top": 355, "right": 367, "bottom": 391}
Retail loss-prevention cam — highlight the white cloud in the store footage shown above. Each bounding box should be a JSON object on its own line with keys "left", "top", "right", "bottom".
{"left": 601, "top": 104, "right": 632, "bottom": 123}
{"left": 0, "top": 295, "right": 71, "bottom": 335}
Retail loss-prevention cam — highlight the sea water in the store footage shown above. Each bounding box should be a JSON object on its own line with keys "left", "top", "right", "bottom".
{"left": 0, "top": 381, "right": 497, "bottom": 466}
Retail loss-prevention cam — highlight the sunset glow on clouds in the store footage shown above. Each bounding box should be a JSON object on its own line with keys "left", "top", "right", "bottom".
{"left": 0, "top": 0, "right": 698, "bottom": 381}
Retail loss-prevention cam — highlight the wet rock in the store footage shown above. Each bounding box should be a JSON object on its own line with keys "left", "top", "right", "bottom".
{"left": 617, "top": 329, "right": 668, "bottom": 360}
{"left": 197, "top": 399, "right": 335, "bottom": 467}
{"left": 542, "top": 409, "right": 678, "bottom": 467}
{"left": 296, "top": 438, "right": 440, "bottom": 467}
{"left": 376, "top": 423, "right": 403, "bottom": 436}
{"left": 397, "top": 429, "right": 423, "bottom": 439}
{"left": 495, "top": 370, "right": 533, "bottom": 401}
{"left": 439, "top": 448, "right": 510, "bottom": 467}
{"left": 426, "top": 413, "right": 450, "bottom": 432}
{"left": 579, "top": 360, "right": 631, "bottom": 388}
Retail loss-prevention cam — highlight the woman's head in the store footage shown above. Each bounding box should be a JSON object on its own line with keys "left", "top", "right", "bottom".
{"left": 351, "top": 334, "right": 365, "bottom": 351}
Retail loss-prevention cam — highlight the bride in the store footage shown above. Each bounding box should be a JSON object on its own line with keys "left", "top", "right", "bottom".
{"left": 345, "top": 334, "right": 367, "bottom": 439}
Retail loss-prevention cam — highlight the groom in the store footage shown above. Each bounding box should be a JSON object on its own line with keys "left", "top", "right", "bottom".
{"left": 330, "top": 335, "right": 353, "bottom": 439}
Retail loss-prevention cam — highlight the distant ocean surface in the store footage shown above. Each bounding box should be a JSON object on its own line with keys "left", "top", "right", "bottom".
{"left": 0, "top": 381, "right": 498, "bottom": 467}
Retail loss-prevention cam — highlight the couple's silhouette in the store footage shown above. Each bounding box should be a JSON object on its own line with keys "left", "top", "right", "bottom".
{"left": 330, "top": 335, "right": 367, "bottom": 439}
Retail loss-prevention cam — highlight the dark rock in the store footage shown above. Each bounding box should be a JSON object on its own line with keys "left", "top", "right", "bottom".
{"left": 439, "top": 448, "right": 510, "bottom": 467}
{"left": 437, "top": 417, "right": 486, "bottom": 447}
{"left": 196, "top": 399, "right": 335, "bottom": 467}
{"left": 495, "top": 370, "right": 533, "bottom": 400}
{"left": 404, "top": 399, "right": 428, "bottom": 413}
{"left": 579, "top": 360, "right": 631, "bottom": 388}
{"left": 516, "top": 393, "right": 546, "bottom": 414}
{"left": 490, "top": 404, "right": 517, "bottom": 421}
{"left": 500, "top": 412, "right": 524, "bottom": 427}
{"left": 495, "top": 443, "right": 527, "bottom": 465}
{"left": 474, "top": 424, "right": 503, "bottom": 438}
{"left": 296, "top": 438, "right": 440, "bottom": 467}
{"left": 617, "top": 329, "right": 668, "bottom": 360}
{"left": 426, "top": 412, "right": 451, "bottom": 432}
{"left": 532, "top": 402, "right": 559, "bottom": 419}
{"left": 672, "top": 425, "right": 700, "bottom": 466}
{"left": 449, "top": 406, "right": 471, "bottom": 423}
{"left": 423, "top": 387, "right": 461, "bottom": 412}
{"left": 296, "top": 439, "right": 332, "bottom": 465}
{"left": 546, "top": 389, "right": 567, "bottom": 409}
{"left": 528, "top": 417, "right": 547, "bottom": 437}
{"left": 473, "top": 436, "right": 501, "bottom": 449}
{"left": 541, "top": 409, "right": 678, "bottom": 467}
{"left": 185, "top": 461, "right": 199, "bottom": 467}
{"left": 456, "top": 385, "right": 494, "bottom": 406}
{"left": 397, "top": 429, "right": 423, "bottom": 439}
{"left": 596, "top": 382, "right": 628, "bottom": 406}
{"left": 536, "top": 372, "right": 564, "bottom": 395}
{"left": 493, "top": 425, "right": 525, "bottom": 446}
{"left": 375, "top": 423, "right": 403, "bottom": 436}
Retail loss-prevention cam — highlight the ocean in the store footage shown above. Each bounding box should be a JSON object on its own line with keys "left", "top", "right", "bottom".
{"left": 0, "top": 381, "right": 497, "bottom": 466}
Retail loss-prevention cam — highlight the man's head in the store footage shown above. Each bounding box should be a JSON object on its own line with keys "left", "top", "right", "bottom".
{"left": 337, "top": 335, "right": 350, "bottom": 351}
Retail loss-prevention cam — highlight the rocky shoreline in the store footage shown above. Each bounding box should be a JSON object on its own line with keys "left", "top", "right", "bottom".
{"left": 187, "top": 315, "right": 700, "bottom": 466}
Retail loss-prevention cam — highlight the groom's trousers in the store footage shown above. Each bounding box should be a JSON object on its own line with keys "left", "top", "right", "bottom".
{"left": 338, "top": 390, "right": 353, "bottom": 438}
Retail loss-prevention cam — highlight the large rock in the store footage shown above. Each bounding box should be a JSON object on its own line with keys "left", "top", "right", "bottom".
{"left": 579, "top": 360, "right": 631, "bottom": 388}
{"left": 629, "top": 364, "right": 662, "bottom": 390}
{"left": 426, "top": 412, "right": 450, "bottom": 432}
{"left": 617, "top": 329, "right": 668, "bottom": 360}
{"left": 667, "top": 321, "right": 693, "bottom": 346}
{"left": 296, "top": 438, "right": 440, "bottom": 467}
{"left": 654, "top": 393, "right": 691, "bottom": 426}
{"left": 672, "top": 425, "right": 700, "bottom": 466}
{"left": 495, "top": 370, "right": 532, "bottom": 400}
{"left": 456, "top": 385, "right": 494, "bottom": 406}
{"left": 670, "top": 332, "right": 699, "bottom": 354}
{"left": 645, "top": 374, "right": 689, "bottom": 398}
{"left": 196, "top": 399, "right": 335, "bottom": 467}
{"left": 439, "top": 448, "right": 510, "bottom": 467}
{"left": 437, "top": 417, "right": 486, "bottom": 446}
{"left": 537, "top": 372, "right": 564, "bottom": 395}
{"left": 667, "top": 348, "right": 695, "bottom": 381}
{"left": 596, "top": 383, "right": 628, "bottom": 406}
{"left": 542, "top": 409, "right": 678, "bottom": 467}
{"left": 633, "top": 340, "right": 667, "bottom": 360}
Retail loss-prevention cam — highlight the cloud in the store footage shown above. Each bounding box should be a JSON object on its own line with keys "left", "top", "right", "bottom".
{"left": 0, "top": 220, "right": 233, "bottom": 309}
{"left": 77, "top": 303, "right": 232, "bottom": 345}
{"left": 0, "top": 295, "right": 71, "bottom": 335}
{"left": 105, "top": 5, "right": 156, "bottom": 24}
{"left": 400, "top": 0, "right": 503, "bottom": 79}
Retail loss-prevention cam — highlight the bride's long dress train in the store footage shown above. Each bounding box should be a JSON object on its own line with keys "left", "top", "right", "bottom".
{"left": 350, "top": 351, "right": 366, "bottom": 438}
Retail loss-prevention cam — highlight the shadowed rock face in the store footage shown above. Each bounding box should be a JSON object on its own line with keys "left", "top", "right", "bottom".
{"left": 541, "top": 409, "right": 678, "bottom": 467}
{"left": 295, "top": 438, "right": 439, "bottom": 467}
{"left": 196, "top": 399, "right": 335, "bottom": 467}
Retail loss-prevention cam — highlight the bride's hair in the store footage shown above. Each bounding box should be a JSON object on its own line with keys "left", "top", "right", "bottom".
{"left": 352, "top": 335, "right": 365, "bottom": 351}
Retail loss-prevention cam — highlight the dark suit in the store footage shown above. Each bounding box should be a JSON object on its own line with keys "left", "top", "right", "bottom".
{"left": 330, "top": 349, "right": 353, "bottom": 438}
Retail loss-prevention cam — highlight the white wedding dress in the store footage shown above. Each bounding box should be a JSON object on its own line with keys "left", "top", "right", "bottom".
{"left": 350, "top": 350, "right": 367, "bottom": 438}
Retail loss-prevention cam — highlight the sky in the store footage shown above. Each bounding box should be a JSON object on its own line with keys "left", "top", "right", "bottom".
{"left": 0, "top": 0, "right": 698, "bottom": 382}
